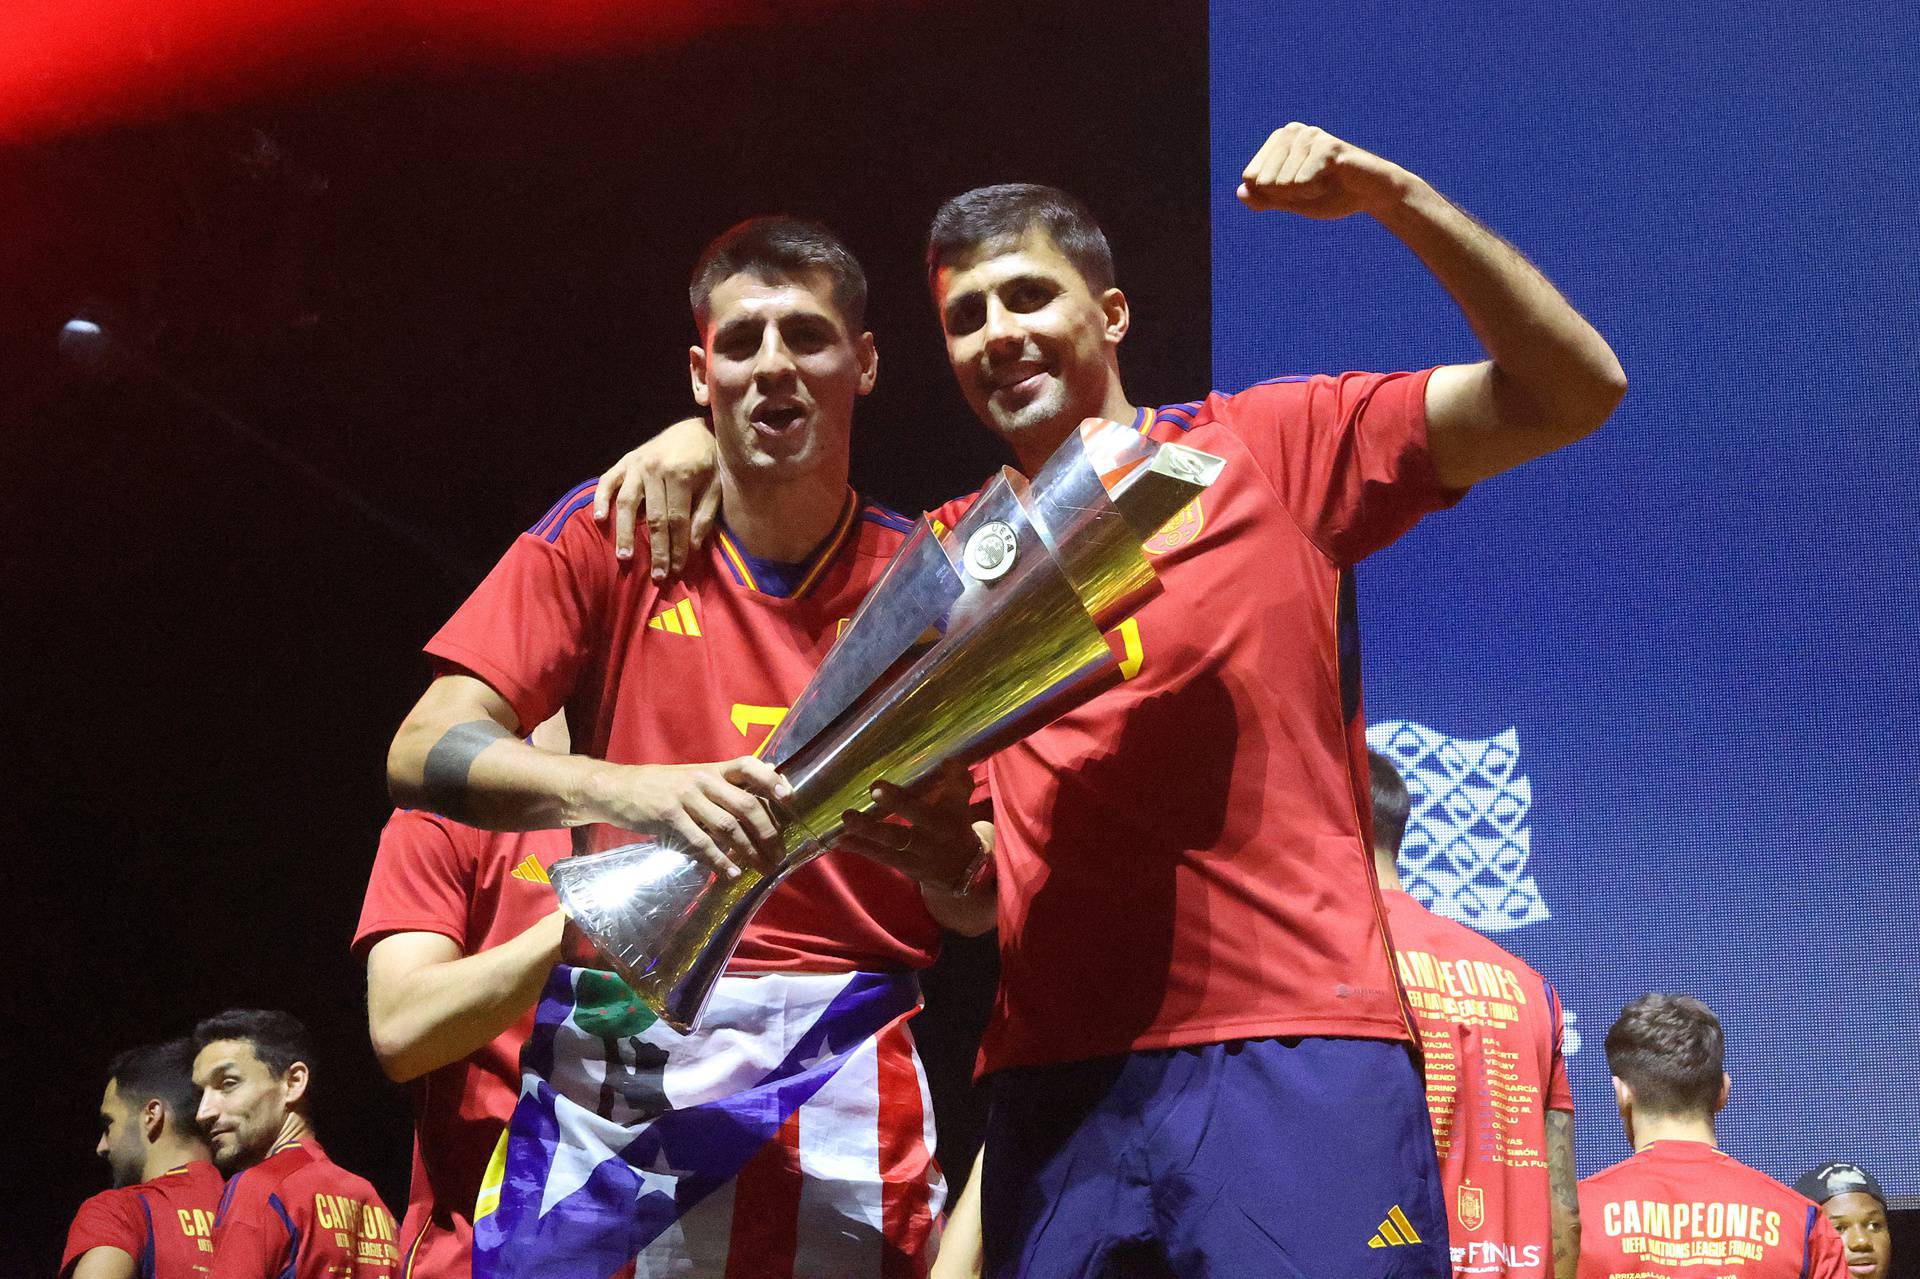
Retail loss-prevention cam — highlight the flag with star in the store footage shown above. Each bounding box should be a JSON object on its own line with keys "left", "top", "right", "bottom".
{"left": 474, "top": 966, "right": 943, "bottom": 1278}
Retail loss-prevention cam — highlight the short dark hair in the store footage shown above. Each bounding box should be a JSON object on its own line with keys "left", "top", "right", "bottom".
{"left": 926, "top": 183, "right": 1116, "bottom": 294}
{"left": 1604, "top": 993, "right": 1725, "bottom": 1117}
{"left": 689, "top": 216, "right": 867, "bottom": 331}
{"left": 1369, "top": 750, "right": 1411, "bottom": 855}
{"left": 192, "top": 1009, "right": 315, "bottom": 1081}
{"left": 107, "top": 1039, "right": 201, "bottom": 1128}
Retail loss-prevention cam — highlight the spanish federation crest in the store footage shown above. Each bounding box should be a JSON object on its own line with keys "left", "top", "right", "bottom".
{"left": 1457, "top": 1180, "right": 1485, "bottom": 1232}
{"left": 1142, "top": 497, "right": 1204, "bottom": 555}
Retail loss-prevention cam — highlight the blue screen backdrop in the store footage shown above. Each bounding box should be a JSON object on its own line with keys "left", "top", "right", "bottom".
{"left": 1210, "top": 1, "right": 1918, "bottom": 1202}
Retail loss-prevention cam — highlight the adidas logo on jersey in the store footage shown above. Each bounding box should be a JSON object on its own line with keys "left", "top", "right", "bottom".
{"left": 646, "top": 598, "right": 702, "bottom": 637}
{"left": 1368, "top": 1204, "right": 1425, "bottom": 1249}
{"left": 509, "top": 854, "right": 550, "bottom": 885}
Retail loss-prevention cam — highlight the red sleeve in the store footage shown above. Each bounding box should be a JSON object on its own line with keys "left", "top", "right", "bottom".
{"left": 208, "top": 1176, "right": 291, "bottom": 1279}
{"left": 1545, "top": 979, "right": 1574, "bottom": 1111}
{"left": 353, "top": 808, "right": 482, "bottom": 958}
{"left": 1804, "top": 1206, "right": 1850, "bottom": 1279}
{"left": 1205, "top": 369, "right": 1461, "bottom": 566}
{"left": 62, "top": 1191, "right": 145, "bottom": 1273}
{"left": 424, "top": 480, "right": 614, "bottom": 732}
{"left": 924, "top": 491, "right": 981, "bottom": 537}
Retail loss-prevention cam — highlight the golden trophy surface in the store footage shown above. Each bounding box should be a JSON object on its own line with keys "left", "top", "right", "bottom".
{"left": 551, "top": 418, "right": 1223, "bottom": 1030}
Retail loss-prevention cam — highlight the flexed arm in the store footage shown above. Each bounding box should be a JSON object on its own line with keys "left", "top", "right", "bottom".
{"left": 1239, "top": 124, "right": 1626, "bottom": 487}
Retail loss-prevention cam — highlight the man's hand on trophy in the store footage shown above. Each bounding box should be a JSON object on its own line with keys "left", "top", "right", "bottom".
{"left": 593, "top": 416, "right": 722, "bottom": 581}
{"left": 840, "top": 762, "right": 993, "bottom": 896}
{"left": 589, "top": 757, "right": 793, "bottom": 880}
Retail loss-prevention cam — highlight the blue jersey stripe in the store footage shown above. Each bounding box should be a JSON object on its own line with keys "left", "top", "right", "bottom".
{"left": 267, "top": 1193, "right": 300, "bottom": 1279}
{"left": 535, "top": 487, "right": 599, "bottom": 545}
{"left": 215, "top": 1172, "right": 243, "bottom": 1224}
{"left": 860, "top": 503, "right": 914, "bottom": 533}
{"left": 1799, "top": 1206, "right": 1816, "bottom": 1279}
{"left": 528, "top": 479, "right": 598, "bottom": 539}
{"left": 136, "top": 1196, "right": 156, "bottom": 1279}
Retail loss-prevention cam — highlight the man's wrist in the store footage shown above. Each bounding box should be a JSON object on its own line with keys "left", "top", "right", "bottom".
{"left": 565, "top": 757, "right": 624, "bottom": 828}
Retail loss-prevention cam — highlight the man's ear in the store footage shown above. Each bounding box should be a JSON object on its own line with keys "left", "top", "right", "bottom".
{"left": 1611, "top": 1075, "right": 1635, "bottom": 1146}
{"left": 1715, "top": 1072, "right": 1731, "bottom": 1114}
{"left": 282, "top": 1061, "right": 310, "bottom": 1109}
{"left": 856, "top": 332, "right": 878, "bottom": 397}
{"left": 141, "top": 1098, "right": 166, "bottom": 1144}
{"left": 689, "top": 344, "right": 712, "bottom": 408}
{"left": 1102, "top": 287, "right": 1131, "bottom": 348}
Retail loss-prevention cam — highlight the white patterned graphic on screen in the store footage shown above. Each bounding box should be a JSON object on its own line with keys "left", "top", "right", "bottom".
{"left": 1367, "top": 721, "right": 1548, "bottom": 933}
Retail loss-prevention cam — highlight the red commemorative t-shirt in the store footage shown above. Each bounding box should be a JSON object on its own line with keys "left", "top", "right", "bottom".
{"left": 424, "top": 485, "right": 943, "bottom": 974}
{"left": 209, "top": 1140, "right": 399, "bottom": 1279}
{"left": 929, "top": 371, "right": 1461, "bottom": 1072}
{"left": 1383, "top": 888, "right": 1572, "bottom": 1279}
{"left": 352, "top": 810, "right": 570, "bottom": 1279}
{"left": 1577, "top": 1142, "right": 1847, "bottom": 1279}
{"left": 63, "top": 1162, "right": 224, "bottom": 1278}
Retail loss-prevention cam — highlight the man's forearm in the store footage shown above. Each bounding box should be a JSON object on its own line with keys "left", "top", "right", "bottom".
{"left": 388, "top": 677, "right": 612, "bottom": 831}
{"left": 1546, "top": 1108, "right": 1581, "bottom": 1279}
{"left": 369, "top": 913, "right": 567, "bottom": 1082}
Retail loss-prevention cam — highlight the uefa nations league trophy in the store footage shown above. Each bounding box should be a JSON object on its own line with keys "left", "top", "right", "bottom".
{"left": 549, "top": 417, "right": 1224, "bottom": 1031}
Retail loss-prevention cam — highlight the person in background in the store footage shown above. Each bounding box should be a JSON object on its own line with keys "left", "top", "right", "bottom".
{"left": 1371, "top": 750, "right": 1579, "bottom": 1279}
{"left": 354, "top": 713, "right": 574, "bottom": 1279}
{"left": 191, "top": 1009, "right": 399, "bottom": 1279}
{"left": 64, "top": 1039, "right": 224, "bottom": 1279}
{"left": 1577, "top": 994, "right": 1846, "bottom": 1279}
{"left": 1796, "top": 1162, "right": 1894, "bottom": 1279}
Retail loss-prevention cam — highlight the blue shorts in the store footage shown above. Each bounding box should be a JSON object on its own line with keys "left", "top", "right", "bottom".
{"left": 982, "top": 1037, "right": 1447, "bottom": 1279}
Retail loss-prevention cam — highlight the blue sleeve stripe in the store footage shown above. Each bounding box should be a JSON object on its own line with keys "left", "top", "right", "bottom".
{"left": 860, "top": 503, "right": 914, "bottom": 532}
{"left": 1800, "top": 1205, "right": 1816, "bottom": 1279}
{"left": 527, "top": 479, "right": 598, "bottom": 539}
{"left": 267, "top": 1193, "right": 300, "bottom": 1279}
{"left": 136, "top": 1196, "right": 156, "bottom": 1279}
{"left": 1255, "top": 373, "right": 1315, "bottom": 386}
{"left": 534, "top": 487, "right": 600, "bottom": 544}
{"left": 215, "top": 1173, "right": 242, "bottom": 1224}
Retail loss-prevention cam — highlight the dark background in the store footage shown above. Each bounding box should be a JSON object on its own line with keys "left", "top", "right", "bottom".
{"left": 2, "top": 2, "right": 1208, "bottom": 1268}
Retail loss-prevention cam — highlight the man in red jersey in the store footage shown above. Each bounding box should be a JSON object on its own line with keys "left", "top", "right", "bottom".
{"left": 1577, "top": 994, "right": 1847, "bottom": 1279}
{"left": 1372, "top": 751, "right": 1579, "bottom": 1279}
{"left": 606, "top": 121, "right": 1625, "bottom": 1277}
{"left": 191, "top": 1009, "right": 400, "bottom": 1279}
{"left": 64, "top": 1039, "right": 225, "bottom": 1279}
{"left": 353, "top": 714, "right": 572, "bottom": 1279}
{"left": 386, "top": 217, "right": 992, "bottom": 1277}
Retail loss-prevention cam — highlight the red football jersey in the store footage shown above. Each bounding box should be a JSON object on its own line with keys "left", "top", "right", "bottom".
{"left": 1577, "top": 1141, "right": 1848, "bottom": 1279}
{"left": 63, "top": 1162, "right": 224, "bottom": 1278}
{"left": 352, "top": 811, "right": 570, "bottom": 1279}
{"left": 209, "top": 1140, "right": 398, "bottom": 1279}
{"left": 932, "top": 372, "right": 1461, "bottom": 1072}
{"left": 1383, "top": 889, "right": 1572, "bottom": 1278}
{"left": 425, "top": 485, "right": 943, "bottom": 974}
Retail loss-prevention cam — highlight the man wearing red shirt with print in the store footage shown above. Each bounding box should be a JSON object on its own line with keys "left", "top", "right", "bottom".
{"left": 612, "top": 122, "right": 1626, "bottom": 1277}
{"left": 1372, "top": 751, "right": 1579, "bottom": 1279}
{"left": 1577, "top": 994, "right": 1847, "bottom": 1279}
{"left": 387, "top": 217, "right": 992, "bottom": 1277}
{"left": 353, "top": 713, "right": 573, "bottom": 1279}
{"left": 64, "top": 1039, "right": 225, "bottom": 1279}
{"left": 192, "top": 1009, "right": 400, "bottom": 1279}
